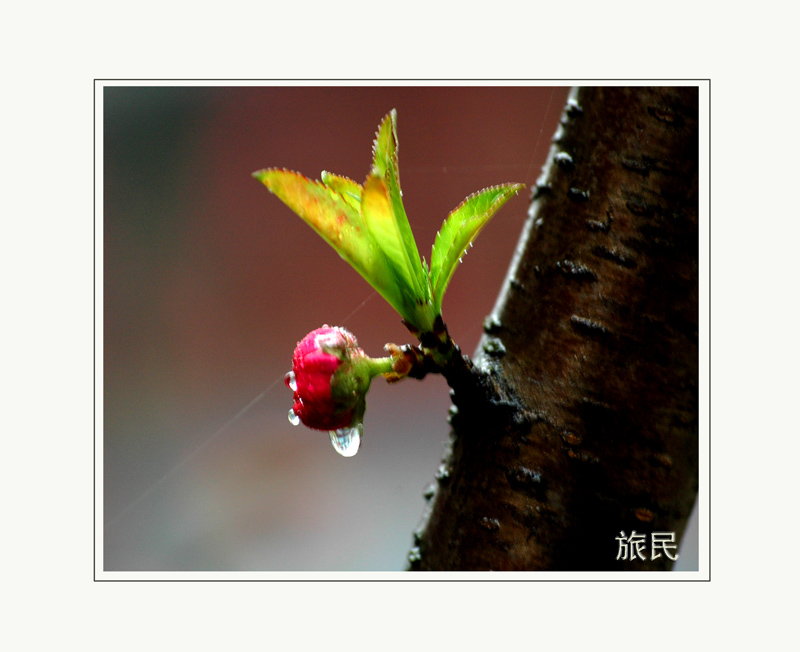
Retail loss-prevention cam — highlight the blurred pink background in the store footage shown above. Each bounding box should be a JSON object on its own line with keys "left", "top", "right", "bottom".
{"left": 104, "top": 85, "right": 695, "bottom": 571}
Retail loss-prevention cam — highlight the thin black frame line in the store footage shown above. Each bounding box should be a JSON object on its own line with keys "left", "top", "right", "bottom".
{"left": 94, "top": 81, "right": 710, "bottom": 581}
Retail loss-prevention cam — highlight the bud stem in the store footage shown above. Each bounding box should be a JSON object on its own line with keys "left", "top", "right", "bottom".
{"left": 366, "top": 356, "right": 396, "bottom": 377}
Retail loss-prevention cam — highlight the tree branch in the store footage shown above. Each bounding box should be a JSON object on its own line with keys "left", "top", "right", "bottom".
{"left": 410, "top": 87, "right": 699, "bottom": 571}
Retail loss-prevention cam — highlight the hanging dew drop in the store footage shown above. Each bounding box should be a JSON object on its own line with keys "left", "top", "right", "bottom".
{"left": 329, "top": 423, "right": 362, "bottom": 457}
{"left": 285, "top": 371, "right": 297, "bottom": 391}
{"left": 288, "top": 408, "right": 300, "bottom": 426}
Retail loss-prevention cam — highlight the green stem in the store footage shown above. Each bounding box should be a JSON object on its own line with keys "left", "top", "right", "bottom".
{"left": 365, "top": 356, "right": 395, "bottom": 378}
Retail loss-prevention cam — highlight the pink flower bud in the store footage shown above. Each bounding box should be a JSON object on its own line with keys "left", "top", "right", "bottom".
{"left": 285, "top": 325, "right": 366, "bottom": 431}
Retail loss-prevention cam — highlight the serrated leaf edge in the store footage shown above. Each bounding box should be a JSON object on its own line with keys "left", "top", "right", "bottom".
{"left": 430, "top": 183, "right": 524, "bottom": 312}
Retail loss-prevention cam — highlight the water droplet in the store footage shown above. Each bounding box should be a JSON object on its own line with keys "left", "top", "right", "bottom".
{"left": 329, "top": 423, "right": 362, "bottom": 457}
{"left": 285, "top": 371, "right": 297, "bottom": 391}
{"left": 288, "top": 408, "right": 300, "bottom": 426}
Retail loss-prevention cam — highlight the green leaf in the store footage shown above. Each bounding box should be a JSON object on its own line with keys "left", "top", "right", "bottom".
{"left": 254, "top": 110, "right": 522, "bottom": 337}
{"left": 361, "top": 174, "right": 432, "bottom": 329}
{"left": 253, "top": 168, "right": 408, "bottom": 323}
{"left": 253, "top": 168, "right": 367, "bottom": 268}
{"left": 430, "top": 183, "right": 524, "bottom": 314}
{"left": 371, "top": 110, "right": 396, "bottom": 180}
{"left": 370, "top": 111, "right": 429, "bottom": 306}
{"left": 320, "top": 171, "right": 362, "bottom": 212}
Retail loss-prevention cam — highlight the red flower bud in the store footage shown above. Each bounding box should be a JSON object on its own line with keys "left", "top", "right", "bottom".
{"left": 286, "top": 325, "right": 364, "bottom": 431}
{"left": 285, "top": 326, "right": 404, "bottom": 456}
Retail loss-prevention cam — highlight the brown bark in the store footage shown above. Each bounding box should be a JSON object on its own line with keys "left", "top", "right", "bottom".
{"left": 411, "top": 87, "right": 699, "bottom": 571}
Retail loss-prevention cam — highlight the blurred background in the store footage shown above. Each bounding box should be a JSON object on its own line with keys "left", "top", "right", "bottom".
{"left": 102, "top": 84, "right": 697, "bottom": 571}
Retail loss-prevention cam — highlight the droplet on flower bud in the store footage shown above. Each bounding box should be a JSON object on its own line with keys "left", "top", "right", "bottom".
{"left": 288, "top": 408, "right": 300, "bottom": 426}
{"left": 284, "top": 371, "right": 297, "bottom": 391}
{"left": 329, "top": 423, "right": 363, "bottom": 457}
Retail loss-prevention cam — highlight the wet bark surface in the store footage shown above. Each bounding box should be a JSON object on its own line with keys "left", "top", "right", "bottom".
{"left": 411, "top": 87, "right": 699, "bottom": 571}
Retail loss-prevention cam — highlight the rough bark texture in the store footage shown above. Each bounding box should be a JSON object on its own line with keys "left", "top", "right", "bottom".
{"left": 410, "top": 87, "right": 699, "bottom": 571}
